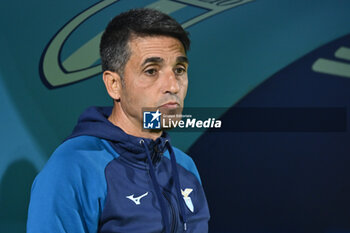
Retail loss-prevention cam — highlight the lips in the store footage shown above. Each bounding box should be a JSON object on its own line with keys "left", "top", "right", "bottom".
{"left": 159, "top": 102, "right": 180, "bottom": 109}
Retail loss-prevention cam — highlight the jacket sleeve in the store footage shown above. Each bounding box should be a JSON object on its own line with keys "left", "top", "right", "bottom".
{"left": 27, "top": 137, "right": 110, "bottom": 233}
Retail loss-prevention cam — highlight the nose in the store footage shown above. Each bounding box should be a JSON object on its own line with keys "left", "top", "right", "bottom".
{"left": 162, "top": 69, "right": 180, "bottom": 94}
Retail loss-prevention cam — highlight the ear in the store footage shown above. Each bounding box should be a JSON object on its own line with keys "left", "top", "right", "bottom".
{"left": 103, "top": 71, "right": 122, "bottom": 101}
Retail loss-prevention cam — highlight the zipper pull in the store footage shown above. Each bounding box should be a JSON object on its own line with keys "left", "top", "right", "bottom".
{"left": 184, "top": 222, "right": 187, "bottom": 231}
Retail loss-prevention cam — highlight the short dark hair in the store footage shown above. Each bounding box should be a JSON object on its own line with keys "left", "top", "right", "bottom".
{"left": 99, "top": 8, "right": 190, "bottom": 77}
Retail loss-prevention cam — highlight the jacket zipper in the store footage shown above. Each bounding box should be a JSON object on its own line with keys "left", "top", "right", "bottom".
{"left": 163, "top": 191, "right": 177, "bottom": 233}
{"left": 151, "top": 147, "right": 177, "bottom": 232}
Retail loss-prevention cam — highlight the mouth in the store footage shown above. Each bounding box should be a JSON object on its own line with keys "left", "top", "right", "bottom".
{"left": 159, "top": 102, "right": 180, "bottom": 109}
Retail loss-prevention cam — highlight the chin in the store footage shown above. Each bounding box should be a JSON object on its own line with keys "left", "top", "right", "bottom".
{"left": 159, "top": 106, "right": 182, "bottom": 115}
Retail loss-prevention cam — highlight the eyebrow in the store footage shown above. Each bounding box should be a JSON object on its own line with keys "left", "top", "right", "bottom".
{"left": 142, "top": 57, "right": 164, "bottom": 67}
{"left": 141, "top": 56, "right": 189, "bottom": 67}
{"left": 176, "top": 56, "right": 189, "bottom": 64}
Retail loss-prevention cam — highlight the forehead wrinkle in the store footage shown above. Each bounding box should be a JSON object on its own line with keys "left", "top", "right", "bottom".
{"left": 128, "top": 36, "right": 186, "bottom": 67}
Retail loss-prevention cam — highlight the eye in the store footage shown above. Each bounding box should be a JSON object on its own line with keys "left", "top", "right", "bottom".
{"left": 174, "top": 67, "right": 186, "bottom": 75}
{"left": 144, "top": 68, "right": 158, "bottom": 76}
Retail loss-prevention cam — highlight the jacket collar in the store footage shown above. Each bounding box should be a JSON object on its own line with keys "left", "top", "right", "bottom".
{"left": 66, "top": 106, "right": 170, "bottom": 163}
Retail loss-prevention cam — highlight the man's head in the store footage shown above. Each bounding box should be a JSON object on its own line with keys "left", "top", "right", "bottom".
{"left": 101, "top": 9, "right": 190, "bottom": 137}
{"left": 100, "top": 8, "right": 190, "bottom": 78}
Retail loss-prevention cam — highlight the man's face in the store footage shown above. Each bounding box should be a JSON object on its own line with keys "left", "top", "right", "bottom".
{"left": 119, "top": 35, "right": 188, "bottom": 125}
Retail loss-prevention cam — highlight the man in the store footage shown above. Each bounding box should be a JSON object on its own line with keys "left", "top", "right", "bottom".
{"left": 27, "top": 8, "right": 210, "bottom": 233}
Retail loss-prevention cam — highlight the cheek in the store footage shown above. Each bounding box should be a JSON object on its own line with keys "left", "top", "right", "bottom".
{"left": 181, "top": 77, "right": 188, "bottom": 97}
{"left": 121, "top": 82, "right": 143, "bottom": 110}
{"left": 130, "top": 87, "right": 155, "bottom": 108}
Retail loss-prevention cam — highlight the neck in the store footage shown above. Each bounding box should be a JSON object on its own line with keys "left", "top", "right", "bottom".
{"left": 108, "top": 104, "right": 162, "bottom": 141}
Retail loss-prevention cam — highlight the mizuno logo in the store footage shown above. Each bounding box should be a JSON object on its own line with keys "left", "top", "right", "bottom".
{"left": 126, "top": 192, "right": 149, "bottom": 205}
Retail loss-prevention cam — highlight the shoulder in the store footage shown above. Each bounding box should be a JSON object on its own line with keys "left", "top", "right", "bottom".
{"left": 28, "top": 135, "right": 117, "bottom": 232}
{"left": 32, "top": 135, "right": 118, "bottom": 195}
{"left": 47, "top": 135, "right": 117, "bottom": 170}
{"left": 166, "top": 146, "right": 203, "bottom": 185}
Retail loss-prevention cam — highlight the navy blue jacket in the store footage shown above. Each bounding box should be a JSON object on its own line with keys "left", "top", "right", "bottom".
{"left": 27, "top": 106, "right": 210, "bottom": 232}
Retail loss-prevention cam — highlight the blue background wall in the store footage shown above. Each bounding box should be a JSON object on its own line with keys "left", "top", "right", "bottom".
{"left": 1, "top": 0, "right": 350, "bottom": 232}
